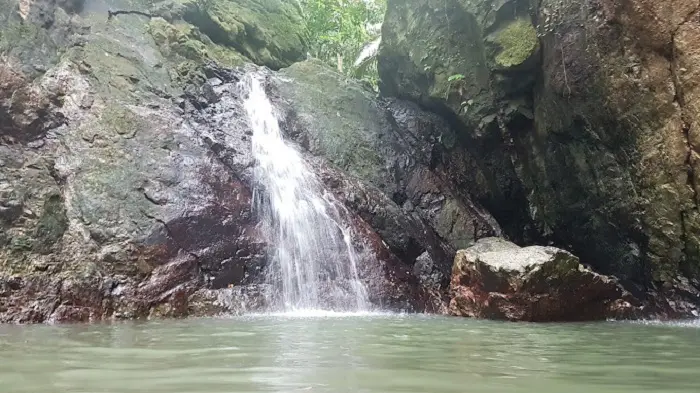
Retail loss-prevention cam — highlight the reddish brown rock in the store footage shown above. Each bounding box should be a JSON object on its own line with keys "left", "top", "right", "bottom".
{"left": 449, "top": 238, "right": 640, "bottom": 321}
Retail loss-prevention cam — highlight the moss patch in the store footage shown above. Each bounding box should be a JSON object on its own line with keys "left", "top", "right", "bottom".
{"left": 494, "top": 19, "right": 538, "bottom": 68}
{"left": 148, "top": 17, "right": 247, "bottom": 85}
{"left": 9, "top": 235, "right": 33, "bottom": 253}
{"left": 33, "top": 194, "right": 68, "bottom": 254}
{"left": 100, "top": 106, "right": 146, "bottom": 139}
{"left": 148, "top": 18, "right": 247, "bottom": 66}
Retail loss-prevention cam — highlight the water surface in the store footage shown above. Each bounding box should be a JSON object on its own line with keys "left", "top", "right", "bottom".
{"left": 1, "top": 314, "right": 699, "bottom": 393}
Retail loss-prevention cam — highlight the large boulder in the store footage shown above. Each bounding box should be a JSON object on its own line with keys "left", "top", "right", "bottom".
{"left": 449, "top": 238, "right": 640, "bottom": 321}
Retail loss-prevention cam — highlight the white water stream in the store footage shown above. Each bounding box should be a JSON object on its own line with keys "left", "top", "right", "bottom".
{"left": 241, "top": 74, "right": 369, "bottom": 312}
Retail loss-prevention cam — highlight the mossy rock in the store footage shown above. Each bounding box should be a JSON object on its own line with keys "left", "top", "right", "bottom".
{"left": 9, "top": 235, "right": 33, "bottom": 253}
{"left": 148, "top": 17, "right": 248, "bottom": 85}
{"left": 277, "top": 60, "right": 388, "bottom": 187}
{"left": 181, "top": 0, "right": 308, "bottom": 69}
{"left": 33, "top": 194, "right": 68, "bottom": 254}
{"left": 491, "top": 18, "right": 539, "bottom": 68}
{"left": 378, "top": 0, "right": 536, "bottom": 135}
{"left": 61, "top": 12, "right": 175, "bottom": 101}
{"left": 0, "top": 3, "right": 60, "bottom": 76}
{"left": 100, "top": 106, "right": 148, "bottom": 139}
{"left": 148, "top": 17, "right": 247, "bottom": 66}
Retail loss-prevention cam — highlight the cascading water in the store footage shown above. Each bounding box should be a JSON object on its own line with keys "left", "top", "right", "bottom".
{"left": 241, "top": 73, "right": 369, "bottom": 312}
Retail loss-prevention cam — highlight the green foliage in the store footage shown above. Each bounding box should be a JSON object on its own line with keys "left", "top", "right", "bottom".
{"left": 300, "top": 0, "right": 385, "bottom": 87}
{"left": 446, "top": 74, "right": 467, "bottom": 101}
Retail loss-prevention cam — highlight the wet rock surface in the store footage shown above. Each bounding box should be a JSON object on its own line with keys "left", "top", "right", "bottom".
{"left": 379, "top": 0, "right": 700, "bottom": 317}
{"left": 0, "top": 0, "right": 475, "bottom": 322}
{"left": 449, "top": 238, "right": 640, "bottom": 321}
{"left": 0, "top": 0, "right": 290, "bottom": 322}
{"left": 187, "top": 63, "right": 473, "bottom": 313}
{"left": 270, "top": 60, "right": 502, "bottom": 278}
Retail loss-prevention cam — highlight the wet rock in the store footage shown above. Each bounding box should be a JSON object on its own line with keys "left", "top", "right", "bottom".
{"left": 449, "top": 238, "right": 640, "bottom": 321}
{"left": 378, "top": 0, "right": 700, "bottom": 314}
{"left": 271, "top": 60, "right": 501, "bottom": 274}
{"left": 414, "top": 252, "right": 443, "bottom": 289}
{"left": 188, "top": 63, "right": 443, "bottom": 313}
{"left": 0, "top": 0, "right": 278, "bottom": 323}
{"left": 188, "top": 284, "right": 274, "bottom": 316}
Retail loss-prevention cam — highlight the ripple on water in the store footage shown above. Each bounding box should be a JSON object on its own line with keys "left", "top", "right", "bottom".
{"left": 1, "top": 316, "right": 700, "bottom": 393}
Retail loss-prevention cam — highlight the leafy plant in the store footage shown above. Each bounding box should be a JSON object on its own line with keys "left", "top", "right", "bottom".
{"left": 446, "top": 73, "right": 467, "bottom": 100}
{"left": 300, "top": 0, "right": 386, "bottom": 88}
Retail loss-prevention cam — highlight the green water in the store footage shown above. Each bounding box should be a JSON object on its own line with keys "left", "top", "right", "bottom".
{"left": 1, "top": 313, "right": 699, "bottom": 393}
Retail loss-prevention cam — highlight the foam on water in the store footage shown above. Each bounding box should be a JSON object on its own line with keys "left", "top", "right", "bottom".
{"left": 249, "top": 310, "right": 399, "bottom": 319}
{"left": 241, "top": 73, "right": 370, "bottom": 312}
{"left": 628, "top": 319, "right": 700, "bottom": 328}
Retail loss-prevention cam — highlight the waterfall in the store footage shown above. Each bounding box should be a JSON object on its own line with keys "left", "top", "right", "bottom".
{"left": 241, "top": 73, "right": 369, "bottom": 312}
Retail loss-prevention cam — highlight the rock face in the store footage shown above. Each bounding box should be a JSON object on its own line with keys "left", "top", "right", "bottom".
{"left": 0, "top": 0, "right": 498, "bottom": 323}
{"left": 449, "top": 238, "right": 640, "bottom": 321}
{"left": 380, "top": 0, "right": 700, "bottom": 315}
{"left": 3, "top": 0, "right": 699, "bottom": 323}
{"left": 150, "top": 0, "right": 308, "bottom": 70}
{"left": 0, "top": 0, "right": 267, "bottom": 322}
{"left": 271, "top": 60, "right": 502, "bottom": 275}
{"left": 378, "top": 0, "right": 540, "bottom": 242}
